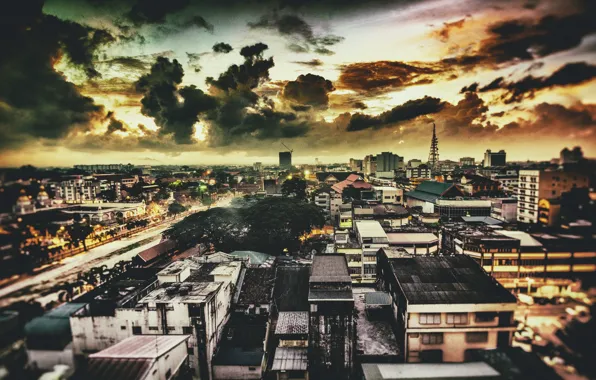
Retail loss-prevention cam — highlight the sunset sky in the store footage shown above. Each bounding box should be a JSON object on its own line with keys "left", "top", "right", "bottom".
{"left": 1, "top": 0, "right": 595, "bottom": 166}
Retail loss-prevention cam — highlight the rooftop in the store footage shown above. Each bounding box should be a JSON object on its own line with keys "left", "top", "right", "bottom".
{"left": 387, "top": 255, "right": 516, "bottom": 305}
{"left": 234, "top": 267, "right": 275, "bottom": 305}
{"left": 271, "top": 347, "right": 308, "bottom": 371}
{"left": 461, "top": 216, "right": 503, "bottom": 226}
{"left": 275, "top": 311, "right": 309, "bottom": 335}
{"left": 496, "top": 230, "right": 543, "bottom": 247}
{"left": 212, "top": 315, "right": 266, "bottom": 366}
{"left": 229, "top": 250, "right": 272, "bottom": 265}
{"left": 361, "top": 362, "right": 501, "bottom": 380}
{"left": 89, "top": 335, "right": 189, "bottom": 359}
{"left": 386, "top": 233, "right": 438, "bottom": 245}
{"left": 354, "top": 288, "right": 400, "bottom": 357}
{"left": 273, "top": 265, "right": 310, "bottom": 312}
{"left": 354, "top": 220, "right": 388, "bottom": 239}
{"left": 136, "top": 239, "right": 176, "bottom": 263}
{"left": 138, "top": 282, "right": 222, "bottom": 304}
{"left": 310, "top": 255, "right": 351, "bottom": 283}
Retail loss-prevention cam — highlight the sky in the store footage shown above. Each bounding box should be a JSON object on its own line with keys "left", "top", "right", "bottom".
{"left": 0, "top": 0, "right": 595, "bottom": 166}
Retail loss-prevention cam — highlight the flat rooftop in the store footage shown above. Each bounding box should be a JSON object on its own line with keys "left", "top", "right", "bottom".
{"left": 496, "top": 230, "right": 543, "bottom": 247}
{"left": 386, "top": 233, "right": 438, "bottom": 245}
{"left": 354, "top": 288, "right": 399, "bottom": 357}
{"left": 234, "top": 267, "right": 275, "bottom": 305}
{"left": 361, "top": 362, "right": 501, "bottom": 380}
{"left": 138, "top": 282, "right": 222, "bottom": 304}
{"left": 388, "top": 256, "right": 516, "bottom": 305}
{"left": 274, "top": 265, "right": 310, "bottom": 312}
{"left": 354, "top": 220, "right": 388, "bottom": 238}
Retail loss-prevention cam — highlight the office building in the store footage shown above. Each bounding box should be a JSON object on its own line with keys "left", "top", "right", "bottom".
{"left": 363, "top": 155, "right": 377, "bottom": 175}
{"left": 517, "top": 169, "right": 589, "bottom": 224}
{"left": 376, "top": 253, "right": 517, "bottom": 363}
{"left": 459, "top": 157, "right": 475, "bottom": 167}
{"left": 279, "top": 151, "right": 292, "bottom": 168}
{"left": 483, "top": 150, "right": 506, "bottom": 167}
{"left": 253, "top": 162, "right": 262, "bottom": 172}
{"left": 406, "top": 164, "right": 431, "bottom": 179}
{"left": 490, "top": 198, "right": 518, "bottom": 222}
{"left": 376, "top": 152, "right": 404, "bottom": 172}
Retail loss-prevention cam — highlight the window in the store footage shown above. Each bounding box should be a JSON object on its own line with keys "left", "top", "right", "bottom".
{"left": 167, "top": 326, "right": 176, "bottom": 331}
{"left": 182, "top": 326, "right": 193, "bottom": 334}
{"left": 149, "top": 326, "right": 158, "bottom": 331}
{"left": 310, "top": 304, "right": 317, "bottom": 313}
{"left": 475, "top": 312, "right": 497, "bottom": 323}
{"left": 120, "top": 326, "right": 126, "bottom": 330}
{"left": 466, "top": 332, "right": 489, "bottom": 343}
{"left": 446, "top": 313, "right": 468, "bottom": 324}
{"left": 421, "top": 333, "right": 443, "bottom": 345}
{"left": 419, "top": 313, "right": 441, "bottom": 325}
{"left": 187, "top": 347, "right": 194, "bottom": 355}
{"left": 132, "top": 326, "right": 142, "bottom": 335}
{"left": 249, "top": 367, "right": 257, "bottom": 371}
{"left": 420, "top": 349, "right": 443, "bottom": 363}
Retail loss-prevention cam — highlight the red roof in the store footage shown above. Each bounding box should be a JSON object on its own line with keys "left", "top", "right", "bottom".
{"left": 137, "top": 239, "right": 176, "bottom": 263}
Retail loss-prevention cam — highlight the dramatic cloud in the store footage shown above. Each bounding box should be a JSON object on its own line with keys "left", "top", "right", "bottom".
{"left": 338, "top": 61, "right": 442, "bottom": 94}
{"left": 127, "top": 0, "right": 191, "bottom": 25}
{"left": 135, "top": 57, "right": 217, "bottom": 144}
{"left": 248, "top": 13, "right": 344, "bottom": 55}
{"left": 433, "top": 18, "right": 466, "bottom": 42}
{"left": 292, "top": 59, "right": 324, "bottom": 67}
{"left": 344, "top": 96, "right": 446, "bottom": 131}
{"left": 466, "top": 62, "right": 596, "bottom": 103}
{"left": 0, "top": 1, "right": 114, "bottom": 150}
{"left": 213, "top": 42, "right": 233, "bottom": 54}
{"left": 186, "top": 52, "right": 203, "bottom": 72}
{"left": 282, "top": 74, "right": 335, "bottom": 109}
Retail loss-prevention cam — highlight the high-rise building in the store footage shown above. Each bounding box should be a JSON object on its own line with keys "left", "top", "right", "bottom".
{"left": 559, "top": 146, "right": 583, "bottom": 165}
{"left": 427, "top": 123, "right": 439, "bottom": 174}
{"left": 279, "top": 151, "right": 292, "bottom": 168}
{"left": 483, "top": 150, "right": 506, "bottom": 167}
{"left": 376, "top": 152, "right": 404, "bottom": 172}
{"left": 253, "top": 162, "right": 262, "bottom": 172}
{"left": 349, "top": 158, "right": 363, "bottom": 171}
{"left": 517, "top": 169, "right": 589, "bottom": 224}
{"left": 363, "top": 155, "right": 377, "bottom": 175}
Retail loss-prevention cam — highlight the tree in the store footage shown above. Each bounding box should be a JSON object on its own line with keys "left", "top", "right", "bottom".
{"left": 164, "top": 207, "right": 247, "bottom": 251}
{"left": 67, "top": 222, "right": 93, "bottom": 251}
{"left": 243, "top": 197, "right": 325, "bottom": 254}
{"left": 281, "top": 178, "right": 307, "bottom": 200}
{"left": 168, "top": 202, "right": 187, "bottom": 215}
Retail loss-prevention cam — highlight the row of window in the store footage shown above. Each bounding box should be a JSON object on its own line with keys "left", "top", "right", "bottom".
{"left": 413, "top": 331, "right": 489, "bottom": 345}
{"left": 131, "top": 326, "right": 194, "bottom": 334}
{"left": 419, "top": 312, "right": 496, "bottom": 325}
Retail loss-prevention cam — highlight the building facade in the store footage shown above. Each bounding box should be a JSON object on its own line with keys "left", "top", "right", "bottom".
{"left": 483, "top": 150, "right": 506, "bottom": 167}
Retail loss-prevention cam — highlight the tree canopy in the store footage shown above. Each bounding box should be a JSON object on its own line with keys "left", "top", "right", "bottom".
{"left": 168, "top": 202, "right": 187, "bottom": 215}
{"left": 281, "top": 178, "right": 307, "bottom": 200}
{"left": 164, "top": 197, "right": 325, "bottom": 255}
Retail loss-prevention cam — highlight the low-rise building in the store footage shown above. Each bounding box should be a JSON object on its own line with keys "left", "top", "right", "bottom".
{"left": 386, "top": 233, "right": 439, "bottom": 255}
{"left": 308, "top": 255, "right": 355, "bottom": 378}
{"left": 491, "top": 198, "right": 517, "bottom": 223}
{"left": 372, "top": 186, "right": 403, "bottom": 204}
{"left": 354, "top": 221, "right": 389, "bottom": 283}
{"left": 376, "top": 253, "right": 517, "bottom": 363}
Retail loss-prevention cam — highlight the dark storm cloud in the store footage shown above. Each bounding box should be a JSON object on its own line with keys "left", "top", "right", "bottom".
{"left": 207, "top": 43, "right": 274, "bottom": 92}
{"left": 186, "top": 52, "right": 203, "bottom": 72}
{"left": 345, "top": 96, "right": 446, "bottom": 131}
{"left": 181, "top": 15, "right": 214, "bottom": 32}
{"left": 101, "top": 56, "right": 149, "bottom": 72}
{"left": 0, "top": 0, "right": 115, "bottom": 150}
{"left": 460, "top": 82, "right": 478, "bottom": 93}
{"left": 213, "top": 42, "right": 233, "bottom": 54}
{"left": 292, "top": 59, "right": 324, "bottom": 67}
{"left": 135, "top": 57, "right": 217, "bottom": 144}
{"left": 282, "top": 74, "right": 335, "bottom": 109}
{"left": 105, "top": 112, "right": 128, "bottom": 134}
{"left": 127, "top": 0, "right": 190, "bottom": 24}
{"left": 338, "top": 61, "right": 443, "bottom": 94}
{"left": 248, "top": 13, "right": 344, "bottom": 55}
{"left": 475, "top": 2, "right": 596, "bottom": 65}
{"left": 474, "top": 62, "right": 596, "bottom": 103}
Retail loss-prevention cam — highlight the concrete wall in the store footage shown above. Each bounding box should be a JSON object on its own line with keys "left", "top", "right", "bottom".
{"left": 406, "top": 330, "right": 499, "bottom": 362}
{"left": 28, "top": 344, "right": 75, "bottom": 372}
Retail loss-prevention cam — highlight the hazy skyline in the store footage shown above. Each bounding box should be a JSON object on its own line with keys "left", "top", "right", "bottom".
{"left": 1, "top": 0, "right": 595, "bottom": 166}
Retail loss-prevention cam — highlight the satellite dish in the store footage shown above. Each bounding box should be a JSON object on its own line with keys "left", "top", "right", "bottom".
{"left": 311, "top": 249, "right": 317, "bottom": 255}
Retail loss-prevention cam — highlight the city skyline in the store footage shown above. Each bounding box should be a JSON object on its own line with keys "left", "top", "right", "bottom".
{"left": 1, "top": 0, "right": 595, "bottom": 166}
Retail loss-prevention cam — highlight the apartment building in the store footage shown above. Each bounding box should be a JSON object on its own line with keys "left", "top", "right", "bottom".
{"left": 58, "top": 177, "right": 101, "bottom": 203}
{"left": 70, "top": 260, "right": 243, "bottom": 380}
{"left": 490, "top": 198, "right": 517, "bottom": 222}
{"left": 354, "top": 221, "right": 389, "bottom": 282}
{"left": 376, "top": 253, "right": 517, "bottom": 363}
{"left": 517, "top": 169, "right": 589, "bottom": 224}
{"left": 372, "top": 186, "right": 403, "bottom": 204}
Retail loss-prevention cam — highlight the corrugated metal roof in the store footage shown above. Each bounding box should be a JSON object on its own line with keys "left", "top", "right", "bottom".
{"left": 404, "top": 190, "right": 439, "bottom": 203}
{"left": 310, "top": 255, "right": 351, "bottom": 283}
{"left": 365, "top": 292, "right": 392, "bottom": 306}
{"left": 137, "top": 240, "right": 176, "bottom": 263}
{"left": 87, "top": 357, "right": 152, "bottom": 380}
{"left": 89, "top": 335, "right": 189, "bottom": 359}
{"left": 275, "top": 312, "right": 309, "bottom": 335}
{"left": 271, "top": 347, "right": 308, "bottom": 371}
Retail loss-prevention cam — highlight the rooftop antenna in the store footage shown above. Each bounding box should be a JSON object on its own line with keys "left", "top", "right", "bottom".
{"left": 281, "top": 142, "right": 293, "bottom": 154}
{"left": 428, "top": 122, "right": 439, "bottom": 175}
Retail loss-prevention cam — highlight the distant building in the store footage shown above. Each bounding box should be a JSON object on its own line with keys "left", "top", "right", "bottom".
{"left": 279, "top": 152, "right": 292, "bottom": 168}
{"left": 74, "top": 164, "right": 123, "bottom": 173}
{"left": 376, "top": 253, "right": 517, "bottom": 363}
{"left": 309, "top": 255, "right": 355, "bottom": 378}
{"left": 559, "top": 146, "right": 583, "bottom": 165}
{"left": 253, "top": 162, "right": 262, "bottom": 172}
{"left": 459, "top": 174, "right": 500, "bottom": 195}
{"left": 490, "top": 198, "right": 517, "bottom": 222}
{"left": 406, "top": 164, "right": 431, "bottom": 179}
{"left": 459, "top": 157, "right": 475, "bottom": 167}
{"left": 363, "top": 155, "right": 377, "bottom": 175}
{"left": 483, "top": 150, "right": 506, "bottom": 167}
{"left": 58, "top": 176, "right": 101, "bottom": 203}
{"left": 349, "top": 158, "right": 363, "bottom": 171}
{"left": 408, "top": 159, "right": 422, "bottom": 168}
{"left": 372, "top": 186, "right": 403, "bottom": 204}
{"left": 491, "top": 169, "right": 518, "bottom": 194}
{"left": 376, "top": 152, "right": 404, "bottom": 172}
{"left": 517, "top": 169, "right": 589, "bottom": 224}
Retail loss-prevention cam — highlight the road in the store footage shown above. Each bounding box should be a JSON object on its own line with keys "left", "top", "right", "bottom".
{"left": 0, "top": 197, "right": 233, "bottom": 308}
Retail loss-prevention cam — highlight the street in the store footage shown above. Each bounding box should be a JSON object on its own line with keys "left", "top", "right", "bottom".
{"left": 0, "top": 198, "right": 232, "bottom": 308}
